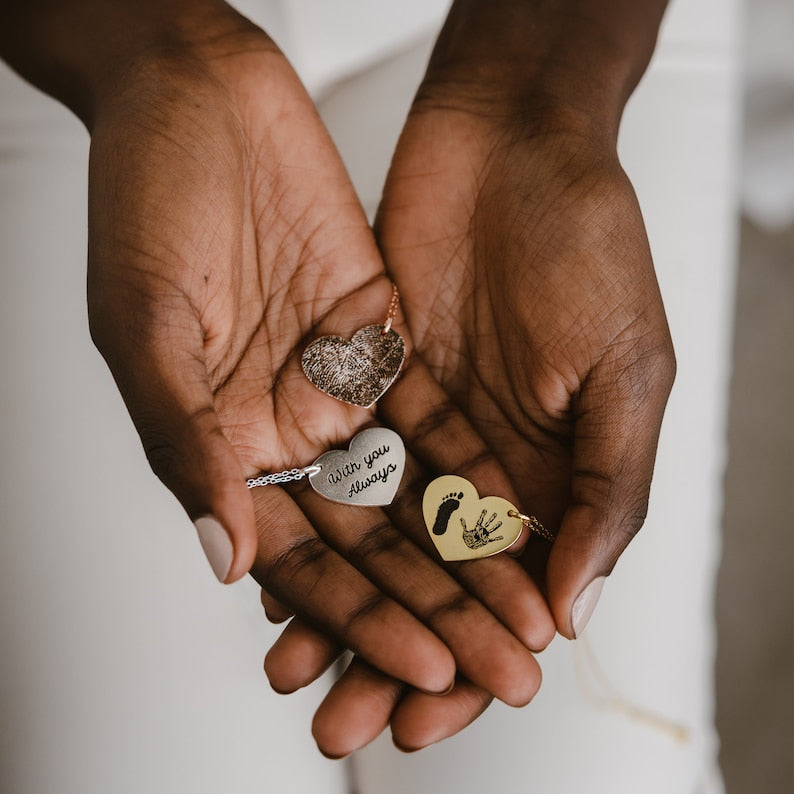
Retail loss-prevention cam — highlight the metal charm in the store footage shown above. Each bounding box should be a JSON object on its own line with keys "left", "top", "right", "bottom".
{"left": 308, "top": 427, "right": 405, "bottom": 506}
{"left": 301, "top": 325, "right": 405, "bottom": 408}
{"left": 422, "top": 475, "right": 524, "bottom": 561}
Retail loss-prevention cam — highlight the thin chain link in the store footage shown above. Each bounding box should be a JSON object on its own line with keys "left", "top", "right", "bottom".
{"left": 524, "top": 514, "right": 556, "bottom": 543}
{"left": 246, "top": 464, "right": 322, "bottom": 489}
{"left": 381, "top": 283, "right": 400, "bottom": 335}
{"left": 508, "top": 510, "right": 556, "bottom": 542}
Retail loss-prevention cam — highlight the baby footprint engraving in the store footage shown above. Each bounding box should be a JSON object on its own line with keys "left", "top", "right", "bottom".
{"left": 431, "top": 492, "right": 464, "bottom": 535}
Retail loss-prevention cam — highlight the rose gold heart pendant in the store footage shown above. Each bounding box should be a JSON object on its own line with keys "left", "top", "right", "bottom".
{"left": 301, "top": 285, "right": 406, "bottom": 408}
{"left": 301, "top": 324, "right": 405, "bottom": 408}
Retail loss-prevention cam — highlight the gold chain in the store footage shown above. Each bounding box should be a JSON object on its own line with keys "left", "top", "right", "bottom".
{"left": 381, "top": 283, "right": 400, "bottom": 335}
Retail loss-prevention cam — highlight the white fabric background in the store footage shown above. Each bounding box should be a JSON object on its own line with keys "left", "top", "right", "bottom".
{"left": 741, "top": 0, "right": 794, "bottom": 228}
{"left": 0, "top": 0, "right": 740, "bottom": 791}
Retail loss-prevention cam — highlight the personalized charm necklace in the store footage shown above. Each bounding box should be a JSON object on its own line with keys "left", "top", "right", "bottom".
{"left": 247, "top": 427, "right": 405, "bottom": 507}
{"left": 301, "top": 285, "right": 405, "bottom": 408}
{"left": 422, "top": 475, "right": 554, "bottom": 561}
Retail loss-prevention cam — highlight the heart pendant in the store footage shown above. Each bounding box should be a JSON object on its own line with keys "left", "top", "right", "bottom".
{"left": 422, "top": 475, "right": 523, "bottom": 561}
{"left": 301, "top": 325, "right": 406, "bottom": 408}
{"left": 308, "top": 427, "right": 405, "bottom": 506}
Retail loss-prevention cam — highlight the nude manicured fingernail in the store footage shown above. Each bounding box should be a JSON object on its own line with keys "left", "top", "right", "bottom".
{"left": 194, "top": 516, "right": 234, "bottom": 582}
{"left": 571, "top": 576, "right": 606, "bottom": 638}
{"left": 392, "top": 738, "right": 423, "bottom": 754}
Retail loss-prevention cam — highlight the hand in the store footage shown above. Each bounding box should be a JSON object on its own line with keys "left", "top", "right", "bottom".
{"left": 264, "top": 616, "right": 496, "bottom": 757}
{"left": 263, "top": 103, "right": 674, "bottom": 758}
{"left": 375, "top": 10, "right": 675, "bottom": 639}
{"left": 78, "top": 3, "right": 551, "bottom": 723}
{"left": 1, "top": 0, "right": 670, "bottom": 759}
{"left": 254, "top": 0, "right": 674, "bottom": 753}
{"left": 261, "top": 393, "right": 555, "bottom": 755}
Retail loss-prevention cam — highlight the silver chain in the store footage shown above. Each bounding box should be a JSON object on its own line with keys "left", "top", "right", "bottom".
{"left": 246, "top": 464, "right": 322, "bottom": 489}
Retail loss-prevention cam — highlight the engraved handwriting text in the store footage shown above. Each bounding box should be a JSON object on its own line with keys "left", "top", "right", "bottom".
{"left": 327, "top": 460, "right": 362, "bottom": 484}
{"left": 364, "top": 445, "right": 390, "bottom": 469}
{"left": 347, "top": 463, "right": 398, "bottom": 498}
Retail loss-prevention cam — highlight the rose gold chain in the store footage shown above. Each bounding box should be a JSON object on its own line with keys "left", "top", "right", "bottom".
{"left": 381, "top": 283, "right": 400, "bottom": 335}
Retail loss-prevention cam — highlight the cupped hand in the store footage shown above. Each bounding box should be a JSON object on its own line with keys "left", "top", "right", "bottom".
{"left": 264, "top": 112, "right": 679, "bottom": 734}
{"left": 376, "top": 87, "right": 676, "bottom": 639}
{"left": 86, "top": 21, "right": 390, "bottom": 579}
{"left": 85, "top": 11, "right": 552, "bottom": 705}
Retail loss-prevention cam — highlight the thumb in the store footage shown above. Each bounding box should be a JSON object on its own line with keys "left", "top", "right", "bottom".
{"left": 91, "top": 316, "right": 257, "bottom": 584}
{"left": 546, "top": 343, "right": 675, "bottom": 638}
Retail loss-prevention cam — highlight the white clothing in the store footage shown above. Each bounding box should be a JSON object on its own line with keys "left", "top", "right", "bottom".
{"left": 0, "top": 1, "right": 740, "bottom": 791}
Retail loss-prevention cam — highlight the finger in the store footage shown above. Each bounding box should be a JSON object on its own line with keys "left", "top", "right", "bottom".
{"left": 380, "top": 357, "right": 555, "bottom": 651}
{"left": 390, "top": 679, "right": 495, "bottom": 752}
{"left": 264, "top": 618, "right": 341, "bottom": 693}
{"left": 546, "top": 341, "right": 675, "bottom": 638}
{"left": 249, "top": 485, "right": 456, "bottom": 694}
{"left": 380, "top": 356, "right": 531, "bottom": 554}
{"left": 89, "top": 299, "right": 256, "bottom": 583}
{"left": 312, "top": 658, "right": 405, "bottom": 758}
{"left": 296, "top": 479, "right": 543, "bottom": 706}
{"left": 260, "top": 588, "right": 294, "bottom": 623}
{"left": 387, "top": 458, "right": 555, "bottom": 653}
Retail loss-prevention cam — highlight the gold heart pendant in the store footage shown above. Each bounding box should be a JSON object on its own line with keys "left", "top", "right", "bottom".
{"left": 301, "top": 325, "right": 405, "bottom": 408}
{"left": 422, "top": 475, "right": 523, "bottom": 561}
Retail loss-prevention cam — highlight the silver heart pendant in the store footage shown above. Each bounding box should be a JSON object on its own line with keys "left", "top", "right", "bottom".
{"left": 301, "top": 325, "right": 406, "bottom": 408}
{"left": 308, "top": 427, "right": 405, "bottom": 506}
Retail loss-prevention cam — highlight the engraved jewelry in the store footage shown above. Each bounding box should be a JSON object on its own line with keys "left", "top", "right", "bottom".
{"left": 422, "top": 475, "right": 553, "bottom": 561}
{"left": 247, "top": 427, "right": 405, "bottom": 507}
{"left": 301, "top": 284, "right": 406, "bottom": 408}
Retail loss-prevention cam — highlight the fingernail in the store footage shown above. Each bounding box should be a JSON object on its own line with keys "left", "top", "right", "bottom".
{"left": 392, "top": 737, "right": 423, "bottom": 754}
{"left": 194, "top": 516, "right": 234, "bottom": 582}
{"left": 317, "top": 746, "right": 350, "bottom": 761}
{"left": 571, "top": 576, "right": 606, "bottom": 638}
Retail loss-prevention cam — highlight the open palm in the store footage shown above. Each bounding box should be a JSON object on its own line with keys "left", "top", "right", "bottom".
{"left": 84, "top": 20, "right": 550, "bottom": 739}
{"left": 378, "top": 90, "right": 676, "bottom": 637}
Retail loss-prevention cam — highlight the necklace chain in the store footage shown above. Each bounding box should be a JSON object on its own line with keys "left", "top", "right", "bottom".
{"left": 382, "top": 283, "right": 400, "bottom": 335}
{"left": 246, "top": 464, "right": 322, "bottom": 489}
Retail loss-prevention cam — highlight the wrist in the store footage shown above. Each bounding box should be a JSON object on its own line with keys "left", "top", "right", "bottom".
{"left": 1, "top": 0, "right": 269, "bottom": 127}
{"left": 420, "top": 0, "right": 668, "bottom": 141}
